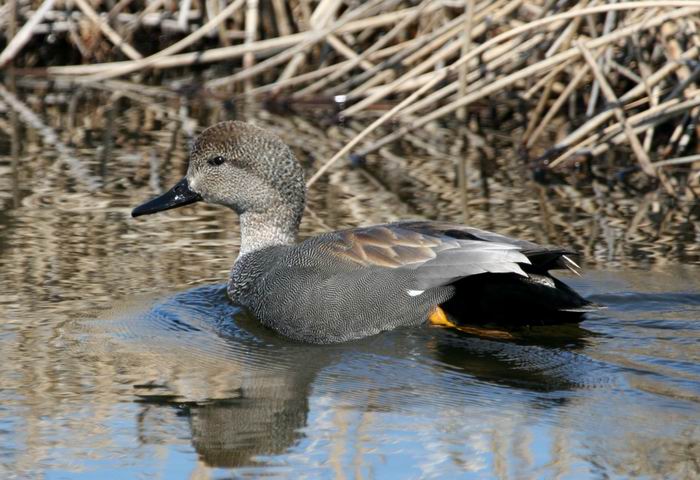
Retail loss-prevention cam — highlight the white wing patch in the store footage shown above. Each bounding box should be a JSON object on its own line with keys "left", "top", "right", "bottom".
{"left": 407, "top": 289, "right": 425, "bottom": 297}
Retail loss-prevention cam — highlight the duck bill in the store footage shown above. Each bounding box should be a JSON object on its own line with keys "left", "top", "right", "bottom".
{"left": 132, "top": 178, "right": 202, "bottom": 217}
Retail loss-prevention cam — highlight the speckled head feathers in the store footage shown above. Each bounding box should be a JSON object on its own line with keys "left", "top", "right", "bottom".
{"left": 185, "top": 121, "right": 306, "bottom": 224}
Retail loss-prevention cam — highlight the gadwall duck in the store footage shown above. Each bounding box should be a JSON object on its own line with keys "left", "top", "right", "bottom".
{"left": 132, "top": 121, "right": 596, "bottom": 344}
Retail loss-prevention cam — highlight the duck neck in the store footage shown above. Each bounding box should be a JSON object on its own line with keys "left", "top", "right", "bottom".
{"left": 238, "top": 208, "right": 300, "bottom": 257}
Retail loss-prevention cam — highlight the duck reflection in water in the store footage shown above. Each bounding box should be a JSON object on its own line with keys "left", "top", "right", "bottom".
{"left": 90, "top": 285, "right": 598, "bottom": 469}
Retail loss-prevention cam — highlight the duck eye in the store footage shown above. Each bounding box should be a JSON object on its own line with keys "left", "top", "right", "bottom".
{"left": 207, "top": 156, "right": 225, "bottom": 166}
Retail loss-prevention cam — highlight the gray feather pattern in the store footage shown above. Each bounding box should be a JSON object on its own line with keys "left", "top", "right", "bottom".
{"left": 228, "top": 221, "right": 577, "bottom": 343}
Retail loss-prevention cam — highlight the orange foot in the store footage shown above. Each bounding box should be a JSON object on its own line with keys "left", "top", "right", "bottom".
{"left": 428, "top": 306, "right": 515, "bottom": 340}
{"left": 428, "top": 305, "right": 454, "bottom": 327}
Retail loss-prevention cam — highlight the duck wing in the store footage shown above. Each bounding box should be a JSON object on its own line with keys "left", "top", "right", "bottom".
{"left": 390, "top": 220, "right": 584, "bottom": 276}
{"left": 319, "top": 221, "right": 534, "bottom": 292}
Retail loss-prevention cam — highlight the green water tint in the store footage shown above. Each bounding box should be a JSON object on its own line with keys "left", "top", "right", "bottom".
{"left": 0, "top": 85, "right": 698, "bottom": 478}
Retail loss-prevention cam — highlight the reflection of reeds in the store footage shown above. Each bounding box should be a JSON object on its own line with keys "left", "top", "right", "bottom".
{"left": 1, "top": 2, "right": 699, "bottom": 265}
{"left": 0, "top": 84, "right": 697, "bottom": 267}
{"left": 2, "top": 1, "right": 700, "bottom": 197}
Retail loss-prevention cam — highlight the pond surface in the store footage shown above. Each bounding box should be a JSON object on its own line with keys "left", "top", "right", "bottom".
{"left": 0, "top": 85, "right": 699, "bottom": 478}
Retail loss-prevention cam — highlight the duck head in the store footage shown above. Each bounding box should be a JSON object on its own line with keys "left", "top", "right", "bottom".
{"left": 132, "top": 121, "right": 306, "bottom": 255}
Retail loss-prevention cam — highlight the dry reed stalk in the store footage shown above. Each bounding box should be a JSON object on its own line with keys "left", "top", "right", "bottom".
{"left": 352, "top": 5, "right": 699, "bottom": 160}
{"left": 72, "top": 0, "right": 143, "bottom": 60}
{"left": 326, "top": 15, "right": 465, "bottom": 98}
{"left": 276, "top": 53, "right": 307, "bottom": 86}
{"left": 393, "top": 35, "right": 543, "bottom": 123}
{"left": 342, "top": 0, "right": 522, "bottom": 116}
{"left": 47, "top": 6, "right": 422, "bottom": 77}
{"left": 0, "top": 3, "right": 12, "bottom": 31}
{"left": 248, "top": 38, "right": 417, "bottom": 97}
{"left": 545, "top": 0, "right": 591, "bottom": 58}
{"left": 0, "top": 0, "right": 55, "bottom": 68}
{"left": 326, "top": 34, "right": 374, "bottom": 71}
{"left": 549, "top": 94, "right": 700, "bottom": 168}
{"left": 399, "top": 10, "right": 471, "bottom": 67}
{"left": 343, "top": 5, "right": 492, "bottom": 100}
{"left": 246, "top": 59, "right": 354, "bottom": 96}
{"left": 271, "top": 0, "right": 316, "bottom": 85}
{"left": 652, "top": 154, "right": 700, "bottom": 168}
{"left": 456, "top": 0, "right": 475, "bottom": 122}
{"left": 79, "top": 0, "right": 246, "bottom": 82}
{"left": 660, "top": 21, "right": 699, "bottom": 156}
{"left": 608, "top": 59, "right": 643, "bottom": 84}
{"left": 306, "top": 69, "right": 448, "bottom": 188}
{"left": 575, "top": 41, "right": 658, "bottom": 178}
{"left": 122, "top": 0, "right": 167, "bottom": 37}
{"left": 271, "top": 0, "right": 292, "bottom": 36}
{"left": 205, "top": 0, "right": 387, "bottom": 89}
{"left": 526, "top": 61, "right": 591, "bottom": 148}
{"left": 397, "top": 34, "right": 537, "bottom": 118}
{"left": 310, "top": 0, "right": 342, "bottom": 29}
{"left": 294, "top": 0, "right": 430, "bottom": 97}
{"left": 343, "top": 37, "right": 461, "bottom": 113}
{"left": 398, "top": 81, "right": 460, "bottom": 119}
{"left": 523, "top": 57, "right": 573, "bottom": 100}
{"left": 642, "top": 85, "right": 660, "bottom": 154}
{"left": 586, "top": 0, "right": 618, "bottom": 117}
{"left": 206, "top": 0, "right": 231, "bottom": 47}
{"left": 178, "top": 0, "right": 192, "bottom": 32}
{"left": 243, "top": 0, "right": 259, "bottom": 92}
{"left": 522, "top": 75, "right": 555, "bottom": 143}
{"left": 346, "top": 0, "right": 697, "bottom": 119}
{"left": 107, "top": 0, "right": 139, "bottom": 23}
{"left": 552, "top": 43, "right": 700, "bottom": 162}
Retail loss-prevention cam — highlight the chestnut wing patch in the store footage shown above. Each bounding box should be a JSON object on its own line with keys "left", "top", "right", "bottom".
{"left": 323, "top": 224, "right": 530, "bottom": 291}
{"left": 328, "top": 226, "right": 447, "bottom": 268}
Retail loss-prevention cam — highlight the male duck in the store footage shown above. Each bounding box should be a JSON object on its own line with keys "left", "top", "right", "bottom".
{"left": 133, "top": 121, "right": 595, "bottom": 344}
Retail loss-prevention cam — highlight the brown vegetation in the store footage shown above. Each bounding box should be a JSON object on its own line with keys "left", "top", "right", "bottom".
{"left": 2, "top": 1, "right": 700, "bottom": 200}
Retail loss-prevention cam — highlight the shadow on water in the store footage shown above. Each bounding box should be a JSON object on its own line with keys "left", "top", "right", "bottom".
{"left": 71, "top": 284, "right": 606, "bottom": 469}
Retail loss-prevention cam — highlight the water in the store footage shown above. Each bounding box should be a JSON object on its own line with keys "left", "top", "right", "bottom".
{"left": 1, "top": 85, "right": 699, "bottom": 478}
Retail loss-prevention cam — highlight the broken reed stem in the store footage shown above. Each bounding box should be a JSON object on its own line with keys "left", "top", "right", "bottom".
{"left": 553, "top": 44, "right": 700, "bottom": 158}
{"left": 575, "top": 40, "right": 654, "bottom": 175}
{"left": 294, "top": 0, "right": 430, "bottom": 97}
{"left": 306, "top": 69, "right": 447, "bottom": 188}
{"left": 46, "top": 6, "right": 423, "bottom": 76}
{"left": 549, "top": 94, "right": 700, "bottom": 170}
{"left": 526, "top": 61, "right": 591, "bottom": 148}
{"left": 344, "top": 1, "right": 698, "bottom": 118}
{"left": 0, "top": 0, "right": 55, "bottom": 68}
{"left": 350, "top": 5, "right": 698, "bottom": 161}
{"left": 80, "top": 0, "right": 246, "bottom": 82}
{"left": 206, "top": 0, "right": 386, "bottom": 89}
